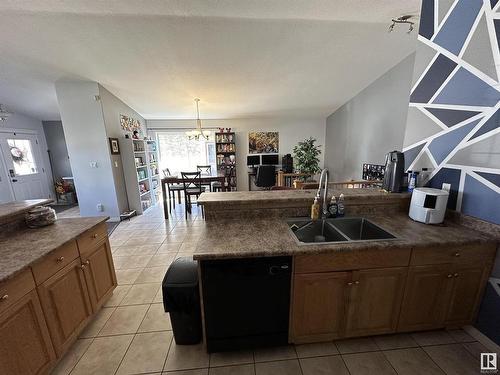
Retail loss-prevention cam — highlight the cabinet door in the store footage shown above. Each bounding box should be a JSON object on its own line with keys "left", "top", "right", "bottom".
{"left": 0, "top": 289, "right": 56, "bottom": 375}
{"left": 291, "top": 272, "right": 350, "bottom": 343}
{"left": 398, "top": 264, "right": 452, "bottom": 331}
{"left": 345, "top": 267, "right": 407, "bottom": 337}
{"left": 82, "top": 239, "right": 117, "bottom": 312}
{"left": 38, "top": 258, "right": 92, "bottom": 356}
{"left": 445, "top": 264, "right": 489, "bottom": 325}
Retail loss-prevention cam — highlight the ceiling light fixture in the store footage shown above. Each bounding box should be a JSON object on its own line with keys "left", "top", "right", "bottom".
{"left": 186, "top": 98, "right": 210, "bottom": 141}
{"left": 0, "top": 104, "right": 12, "bottom": 122}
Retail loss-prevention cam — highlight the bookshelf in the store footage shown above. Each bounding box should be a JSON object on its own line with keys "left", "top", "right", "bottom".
{"left": 215, "top": 132, "right": 237, "bottom": 191}
{"left": 121, "top": 138, "right": 161, "bottom": 214}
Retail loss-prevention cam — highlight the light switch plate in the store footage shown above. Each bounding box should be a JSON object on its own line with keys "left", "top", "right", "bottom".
{"left": 442, "top": 183, "right": 451, "bottom": 192}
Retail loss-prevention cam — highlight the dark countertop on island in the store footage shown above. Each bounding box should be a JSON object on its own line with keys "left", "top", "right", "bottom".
{"left": 193, "top": 213, "right": 496, "bottom": 260}
{"left": 0, "top": 216, "right": 108, "bottom": 282}
{"left": 198, "top": 189, "right": 409, "bottom": 206}
{"left": 0, "top": 199, "right": 52, "bottom": 225}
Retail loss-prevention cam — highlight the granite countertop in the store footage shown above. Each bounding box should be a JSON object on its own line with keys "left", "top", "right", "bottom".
{"left": 0, "top": 216, "right": 108, "bottom": 282}
{"left": 0, "top": 199, "right": 52, "bottom": 225}
{"left": 193, "top": 213, "right": 495, "bottom": 260}
{"left": 198, "top": 189, "right": 409, "bottom": 205}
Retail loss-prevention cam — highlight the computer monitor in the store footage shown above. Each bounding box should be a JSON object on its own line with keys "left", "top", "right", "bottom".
{"left": 261, "top": 154, "right": 279, "bottom": 165}
{"left": 247, "top": 155, "right": 260, "bottom": 166}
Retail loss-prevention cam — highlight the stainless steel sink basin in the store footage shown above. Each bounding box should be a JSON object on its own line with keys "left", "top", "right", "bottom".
{"left": 287, "top": 217, "right": 395, "bottom": 244}
{"left": 328, "top": 217, "right": 396, "bottom": 241}
{"left": 287, "top": 219, "right": 348, "bottom": 243}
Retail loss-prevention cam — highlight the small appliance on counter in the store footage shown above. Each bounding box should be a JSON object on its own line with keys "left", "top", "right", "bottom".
{"left": 382, "top": 151, "right": 405, "bottom": 192}
{"left": 409, "top": 187, "right": 449, "bottom": 224}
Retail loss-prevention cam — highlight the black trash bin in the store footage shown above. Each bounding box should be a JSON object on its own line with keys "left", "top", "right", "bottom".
{"left": 162, "top": 257, "right": 202, "bottom": 345}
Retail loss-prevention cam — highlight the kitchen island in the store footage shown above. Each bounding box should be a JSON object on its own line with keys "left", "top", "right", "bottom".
{"left": 0, "top": 200, "right": 116, "bottom": 374}
{"left": 194, "top": 190, "right": 497, "bottom": 351}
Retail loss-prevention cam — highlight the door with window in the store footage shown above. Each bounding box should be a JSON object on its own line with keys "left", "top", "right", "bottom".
{"left": 0, "top": 132, "right": 49, "bottom": 201}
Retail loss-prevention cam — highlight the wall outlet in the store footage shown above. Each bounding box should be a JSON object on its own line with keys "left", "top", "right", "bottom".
{"left": 442, "top": 183, "right": 451, "bottom": 192}
{"left": 114, "top": 161, "right": 119, "bottom": 168}
{"left": 97, "top": 203, "right": 104, "bottom": 212}
{"left": 90, "top": 161, "right": 98, "bottom": 168}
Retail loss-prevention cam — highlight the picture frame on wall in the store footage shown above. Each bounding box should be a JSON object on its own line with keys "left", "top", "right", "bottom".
{"left": 109, "top": 138, "right": 120, "bottom": 155}
{"left": 248, "top": 131, "right": 279, "bottom": 154}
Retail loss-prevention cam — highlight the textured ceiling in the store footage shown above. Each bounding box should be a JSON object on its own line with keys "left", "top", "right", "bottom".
{"left": 0, "top": 0, "right": 420, "bottom": 120}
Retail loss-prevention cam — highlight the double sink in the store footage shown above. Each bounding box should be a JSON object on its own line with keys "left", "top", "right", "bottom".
{"left": 287, "top": 217, "right": 396, "bottom": 244}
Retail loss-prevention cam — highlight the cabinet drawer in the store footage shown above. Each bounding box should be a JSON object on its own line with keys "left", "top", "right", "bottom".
{"left": 295, "top": 248, "right": 411, "bottom": 274}
{"left": 77, "top": 222, "right": 108, "bottom": 256}
{"left": 31, "top": 240, "right": 79, "bottom": 285}
{"left": 0, "top": 268, "right": 36, "bottom": 315}
{"left": 410, "top": 243, "right": 496, "bottom": 266}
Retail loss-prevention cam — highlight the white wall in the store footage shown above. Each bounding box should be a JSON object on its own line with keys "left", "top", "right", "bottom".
{"left": 324, "top": 54, "right": 415, "bottom": 181}
{"left": 55, "top": 81, "right": 121, "bottom": 219}
{"left": 98, "top": 85, "right": 146, "bottom": 214}
{"left": 0, "top": 112, "right": 55, "bottom": 200}
{"left": 147, "top": 117, "right": 326, "bottom": 190}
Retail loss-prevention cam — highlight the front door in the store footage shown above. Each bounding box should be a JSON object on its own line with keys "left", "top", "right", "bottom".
{"left": 0, "top": 132, "right": 49, "bottom": 201}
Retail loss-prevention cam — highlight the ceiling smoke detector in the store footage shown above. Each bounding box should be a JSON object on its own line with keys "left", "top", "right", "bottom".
{"left": 0, "top": 104, "right": 13, "bottom": 122}
{"left": 389, "top": 15, "right": 417, "bottom": 34}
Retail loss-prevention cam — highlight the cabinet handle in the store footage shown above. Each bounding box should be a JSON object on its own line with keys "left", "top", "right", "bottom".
{"left": 56, "top": 256, "right": 65, "bottom": 262}
{"left": 92, "top": 234, "right": 98, "bottom": 239}
{"left": 454, "top": 252, "right": 460, "bottom": 257}
{"left": 447, "top": 274, "right": 453, "bottom": 278}
{"left": 354, "top": 281, "right": 360, "bottom": 285}
{"left": 85, "top": 260, "right": 90, "bottom": 265}
{"left": 80, "top": 264, "right": 86, "bottom": 270}
{"left": 0, "top": 294, "right": 8, "bottom": 301}
{"left": 347, "top": 282, "right": 353, "bottom": 286}
{"left": 454, "top": 273, "right": 459, "bottom": 277}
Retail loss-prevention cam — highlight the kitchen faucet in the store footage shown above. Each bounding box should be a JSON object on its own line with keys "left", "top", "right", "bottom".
{"left": 315, "top": 168, "right": 329, "bottom": 219}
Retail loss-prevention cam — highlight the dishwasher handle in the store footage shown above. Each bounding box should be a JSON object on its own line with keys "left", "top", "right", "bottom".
{"left": 269, "top": 264, "right": 290, "bottom": 276}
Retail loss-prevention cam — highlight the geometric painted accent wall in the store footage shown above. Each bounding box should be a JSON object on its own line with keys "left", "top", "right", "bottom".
{"left": 404, "top": 0, "right": 500, "bottom": 225}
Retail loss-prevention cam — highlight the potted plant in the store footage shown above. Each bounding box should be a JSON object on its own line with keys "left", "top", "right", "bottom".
{"left": 292, "top": 137, "right": 321, "bottom": 181}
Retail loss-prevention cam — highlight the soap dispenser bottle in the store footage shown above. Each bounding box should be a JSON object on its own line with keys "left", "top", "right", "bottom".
{"left": 311, "top": 196, "right": 320, "bottom": 221}
{"left": 327, "top": 195, "right": 338, "bottom": 218}
{"left": 337, "top": 194, "right": 345, "bottom": 217}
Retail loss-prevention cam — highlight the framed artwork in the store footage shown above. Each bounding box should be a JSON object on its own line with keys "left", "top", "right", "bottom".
{"left": 135, "top": 157, "right": 143, "bottom": 166}
{"left": 109, "top": 138, "right": 120, "bottom": 155}
{"left": 248, "top": 132, "right": 279, "bottom": 154}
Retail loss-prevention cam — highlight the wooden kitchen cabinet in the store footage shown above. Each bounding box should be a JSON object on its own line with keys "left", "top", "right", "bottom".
{"left": 345, "top": 267, "right": 407, "bottom": 337}
{"left": 37, "top": 259, "right": 92, "bottom": 356}
{"left": 445, "top": 264, "right": 490, "bottom": 326}
{"left": 398, "top": 264, "right": 451, "bottom": 331}
{"left": 291, "top": 272, "right": 350, "bottom": 343}
{"left": 0, "top": 289, "right": 56, "bottom": 375}
{"left": 81, "top": 239, "right": 117, "bottom": 311}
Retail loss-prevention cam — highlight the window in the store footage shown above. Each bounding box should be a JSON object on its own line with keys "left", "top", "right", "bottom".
{"left": 7, "top": 139, "right": 38, "bottom": 176}
{"left": 157, "top": 131, "right": 216, "bottom": 176}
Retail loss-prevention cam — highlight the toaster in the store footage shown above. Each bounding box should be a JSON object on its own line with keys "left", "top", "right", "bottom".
{"left": 409, "top": 188, "right": 449, "bottom": 224}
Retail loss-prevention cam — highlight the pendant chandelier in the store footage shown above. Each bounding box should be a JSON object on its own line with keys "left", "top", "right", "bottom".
{"left": 186, "top": 98, "right": 210, "bottom": 141}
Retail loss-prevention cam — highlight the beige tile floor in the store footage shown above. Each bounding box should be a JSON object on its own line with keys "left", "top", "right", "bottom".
{"left": 51, "top": 203, "right": 495, "bottom": 375}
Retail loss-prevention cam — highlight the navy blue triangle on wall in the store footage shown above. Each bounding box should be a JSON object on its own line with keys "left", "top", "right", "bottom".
{"left": 426, "top": 108, "right": 481, "bottom": 127}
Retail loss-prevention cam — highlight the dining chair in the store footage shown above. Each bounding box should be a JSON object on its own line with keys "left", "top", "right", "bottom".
{"left": 197, "top": 165, "right": 223, "bottom": 192}
{"left": 181, "top": 171, "right": 206, "bottom": 219}
{"left": 163, "top": 168, "right": 183, "bottom": 212}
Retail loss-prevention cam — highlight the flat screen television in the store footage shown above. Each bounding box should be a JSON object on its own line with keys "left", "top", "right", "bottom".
{"left": 261, "top": 154, "right": 279, "bottom": 165}
{"left": 247, "top": 155, "right": 261, "bottom": 166}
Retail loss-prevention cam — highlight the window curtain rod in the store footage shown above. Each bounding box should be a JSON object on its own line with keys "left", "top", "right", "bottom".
{"left": 147, "top": 127, "right": 220, "bottom": 132}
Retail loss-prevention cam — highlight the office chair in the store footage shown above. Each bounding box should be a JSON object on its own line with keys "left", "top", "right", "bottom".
{"left": 255, "top": 165, "right": 276, "bottom": 189}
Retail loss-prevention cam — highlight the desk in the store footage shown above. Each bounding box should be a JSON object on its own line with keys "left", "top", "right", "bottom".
{"left": 247, "top": 170, "right": 313, "bottom": 190}
{"left": 161, "top": 175, "right": 226, "bottom": 219}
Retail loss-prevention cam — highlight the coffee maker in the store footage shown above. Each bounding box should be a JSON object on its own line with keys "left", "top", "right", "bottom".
{"left": 382, "top": 151, "right": 405, "bottom": 192}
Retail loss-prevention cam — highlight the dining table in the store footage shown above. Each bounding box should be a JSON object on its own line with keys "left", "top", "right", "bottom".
{"left": 161, "top": 174, "right": 227, "bottom": 219}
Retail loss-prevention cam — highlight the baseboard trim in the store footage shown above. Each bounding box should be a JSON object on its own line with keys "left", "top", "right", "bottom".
{"left": 463, "top": 325, "right": 500, "bottom": 353}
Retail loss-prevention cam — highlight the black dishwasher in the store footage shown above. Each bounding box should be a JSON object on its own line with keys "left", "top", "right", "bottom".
{"left": 200, "top": 256, "right": 292, "bottom": 352}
